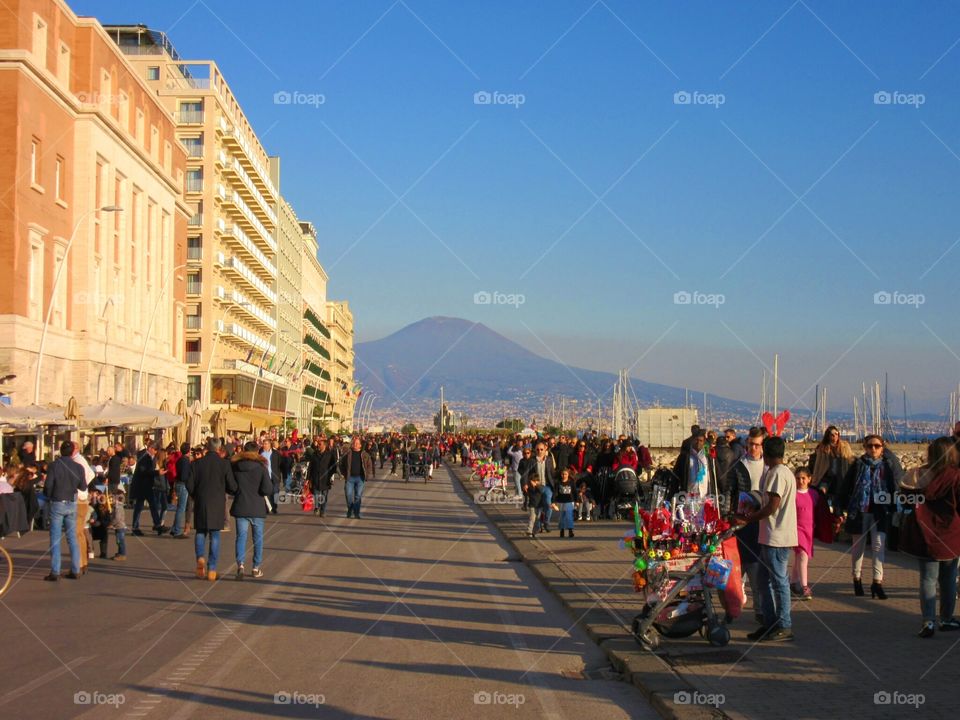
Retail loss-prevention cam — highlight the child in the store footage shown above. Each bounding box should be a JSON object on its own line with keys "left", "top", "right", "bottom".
{"left": 90, "top": 489, "right": 111, "bottom": 559}
{"left": 791, "top": 467, "right": 817, "bottom": 600}
{"left": 525, "top": 474, "right": 544, "bottom": 538}
{"left": 576, "top": 481, "right": 594, "bottom": 521}
{"left": 109, "top": 488, "right": 128, "bottom": 560}
{"left": 555, "top": 469, "right": 576, "bottom": 538}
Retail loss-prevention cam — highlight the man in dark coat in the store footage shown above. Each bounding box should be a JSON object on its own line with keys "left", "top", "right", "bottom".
{"left": 186, "top": 439, "right": 235, "bottom": 581}
{"left": 307, "top": 436, "right": 336, "bottom": 517}
{"left": 130, "top": 444, "right": 162, "bottom": 536}
{"left": 106, "top": 444, "right": 125, "bottom": 492}
{"left": 229, "top": 441, "right": 272, "bottom": 579}
{"left": 339, "top": 436, "right": 374, "bottom": 519}
{"left": 18, "top": 440, "right": 37, "bottom": 468}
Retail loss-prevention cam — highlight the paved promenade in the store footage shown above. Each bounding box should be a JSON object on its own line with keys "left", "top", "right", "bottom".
{"left": 451, "top": 464, "right": 958, "bottom": 720}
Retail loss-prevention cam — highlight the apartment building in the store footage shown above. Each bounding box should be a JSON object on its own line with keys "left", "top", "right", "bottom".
{"left": 298, "top": 221, "right": 333, "bottom": 432}
{"left": 0, "top": 0, "right": 189, "bottom": 408}
{"left": 326, "top": 300, "right": 355, "bottom": 432}
{"left": 104, "top": 25, "right": 289, "bottom": 422}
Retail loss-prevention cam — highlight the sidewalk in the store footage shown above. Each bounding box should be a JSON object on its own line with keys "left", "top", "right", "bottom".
{"left": 451, "top": 464, "right": 958, "bottom": 720}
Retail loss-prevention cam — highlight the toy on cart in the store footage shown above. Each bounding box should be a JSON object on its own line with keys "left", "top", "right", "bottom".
{"left": 476, "top": 461, "right": 510, "bottom": 502}
{"left": 621, "top": 495, "right": 743, "bottom": 650}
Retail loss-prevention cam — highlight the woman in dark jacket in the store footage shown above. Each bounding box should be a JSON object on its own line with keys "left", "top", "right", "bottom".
{"left": 230, "top": 442, "right": 272, "bottom": 579}
{"left": 308, "top": 437, "right": 336, "bottom": 517}
{"left": 834, "top": 434, "right": 904, "bottom": 599}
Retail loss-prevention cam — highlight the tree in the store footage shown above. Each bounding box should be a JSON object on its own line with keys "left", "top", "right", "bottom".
{"left": 400, "top": 423, "right": 418, "bottom": 434}
{"left": 496, "top": 418, "right": 524, "bottom": 431}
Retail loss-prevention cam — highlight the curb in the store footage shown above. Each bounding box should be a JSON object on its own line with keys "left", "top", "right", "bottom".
{"left": 449, "top": 463, "right": 730, "bottom": 720}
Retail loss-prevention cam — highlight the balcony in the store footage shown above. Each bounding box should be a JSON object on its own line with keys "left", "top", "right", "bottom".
{"left": 215, "top": 319, "right": 275, "bottom": 355}
{"left": 186, "top": 315, "right": 202, "bottom": 330}
{"left": 216, "top": 252, "right": 277, "bottom": 304}
{"left": 186, "top": 351, "right": 202, "bottom": 364}
{"left": 187, "top": 243, "right": 202, "bottom": 260}
{"left": 216, "top": 285, "right": 276, "bottom": 331}
{"left": 217, "top": 218, "right": 276, "bottom": 279}
{"left": 179, "top": 109, "right": 204, "bottom": 124}
{"left": 303, "top": 307, "right": 330, "bottom": 338}
{"left": 186, "top": 176, "right": 204, "bottom": 193}
{"left": 222, "top": 190, "right": 276, "bottom": 253}
{"left": 303, "top": 334, "right": 330, "bottom": 360}
{"left": 187, "top": 212, "right": 203, "bottom": 227}
{"left": 221, "top": 358, "right": 285, "bottom": 385}
{"left": 187, "top": 279, "right": 202, "bottom": 295}
{"left": 219, "top": 122, "right": 278, "bottom": 198}
{"left": 221, "top": 156, "right": 278, "bottom": 226}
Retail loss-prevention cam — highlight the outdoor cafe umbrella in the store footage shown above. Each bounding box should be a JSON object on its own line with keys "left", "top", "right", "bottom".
{"left": 187, "top": 400, "right": 203, "bottom": 447}
{"left": 159, "top": 399, "right": 172, "bottom": 447}
{"left": 173, "top": 399, "right": 188, "bottom": 448}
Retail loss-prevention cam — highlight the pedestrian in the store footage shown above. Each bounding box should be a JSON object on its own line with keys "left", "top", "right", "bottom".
{"left": 524, "top": 473, "right": 544, "bottom": 538}
{"left": 741, "top": 436, "right": 797, "bottom": 642}
{"left": 556, "top": 468, "right": 576, "bottom": 538}
{"left": 260, "top": 439, "right": 281, "bottom": 515}
{"left": 130, "top": 443, "right": 162, "bottom": 537}
{"left": 308, "top": 436, "right": 336, "bottom": 517}
{"left": 186, "top": 439, "right": 235, "bottom": 581}
{"left": 529, "top": 442, "right": 557, "bottom": 532}
{"left": 230, "top": 441, "right": 271, "bottom": 580}
{"left": 732, "top": 428, "right": 767, "bottom": 623}
{"left": 339, "top": 436, "right": 374, "bottom": 519}
{"left": 834, "top": 435, "right": 903, "bottom": 599}
{"left": 898, "top": 437, "right": 960, "bottom": 638}
{"left": 809, "top": 425, "right": 855, "bottom": 498}
{"left": 43, "top": 441, "right": 86, "bottom": 581}
{"left": 791, "top": 467, "right": 817, "bottom": 601}
{"left": 171, "top": 442, "right": 192, "bottom": 538}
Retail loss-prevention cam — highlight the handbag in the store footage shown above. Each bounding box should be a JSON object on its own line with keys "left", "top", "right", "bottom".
{"left": 301, "top": 492, "right": 315, "bottom": 513}
{"left": 897, "top": 509, "right": 928, "bottom": 558}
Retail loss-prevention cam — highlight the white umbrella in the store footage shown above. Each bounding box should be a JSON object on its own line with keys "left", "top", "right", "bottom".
{"left": 187, "top": 400, "right": 203, "bottom": 447}
{"left": 79, "top": 400, "right": 182, "bottom": 429}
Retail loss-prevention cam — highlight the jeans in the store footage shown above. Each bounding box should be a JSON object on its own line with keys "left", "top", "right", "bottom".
{"left": 235, "top": 517, "right": 265, "bottom": 568}
{"left": 195, "top": 530, "right": 221, "bottom": 571}
{"left": 284, "top": 472, "right": 293, "bottom": 491}
{"left": 513, "top": 471, "right": 523, "bottom": 496}
{"left": 171, "top": 483, "right": 189, "bottom": 536}
{"left": 541, "top": 486, "right": 553, "bottom": 526}
{"left": 527, "top": 506, "right": 540, "bottom": 535}
{"left": 132, "top": 493, "right": 161, "bottom": 530}
{"left": 345, "top": 476, "right": 364, "bottom": 517}
{"left": 115, "top": 529, "right": 126, "bottom": 556}
{"left": 49, "top": 500, "right": 80, "bottom": 575}
{"left": 152, "top": 488, "right": 168, "bottom": 527}
{"left": 758, "top": 545, "right": 792, "bottom": 630}
{"left": 313, "top": 489, "right": 328, "bottom": 514}
{"left": 919, "top": 557, "right": 959, "bottom": 623}
{"left": 851, "top": 514, "right": 885, "bottom": 581}
{"left": 558, "top": 502, "right": 575, "bottom": 530}
{"left": 577, "top": 499, "right": 593, "bottom": 520}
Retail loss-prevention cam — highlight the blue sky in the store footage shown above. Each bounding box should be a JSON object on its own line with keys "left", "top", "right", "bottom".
{"left": 77, "top": 1, "right": 960, "bottom": 415}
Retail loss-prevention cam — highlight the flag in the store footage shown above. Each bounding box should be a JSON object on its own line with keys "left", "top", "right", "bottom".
{"left": 352, "top": 383, "right": 362, "bottom": 394}
{"left": 267, "top": 353, "right": 278, "bottom": 371}
{"left": 244, "top": 347, "right": 254, "bottom": 364}
{"left": 256, "top": 347, "right": 268, "bottom": 377}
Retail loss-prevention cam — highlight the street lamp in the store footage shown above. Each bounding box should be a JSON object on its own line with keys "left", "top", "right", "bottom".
{"left": 136, "top": 262, "right": 187, "bottom": 404}
{"left": 363, "top": 395, "right": 377, "bottom": 430}
{"left": 34, "top": 205, "right": 122, "bottom": 404}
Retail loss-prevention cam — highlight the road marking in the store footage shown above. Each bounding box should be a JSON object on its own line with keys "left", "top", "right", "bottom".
{"left": 0, "top": 656, "right": 94, "bottom": 706}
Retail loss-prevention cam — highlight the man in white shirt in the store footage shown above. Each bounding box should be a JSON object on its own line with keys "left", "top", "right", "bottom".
{"left": 741, "top": 435, "right": 797, "bottom": 642}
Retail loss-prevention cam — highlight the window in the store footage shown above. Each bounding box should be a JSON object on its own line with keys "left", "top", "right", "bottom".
{"left": 32, "top": 15, "right": 47, "bottom": 66}
{"left": 30, "top": 137, "right": 41, "bottom": 188}
{"left": 55, "top": 155, "right": 64, "bottom": 202}
{"left": 52, "top": 244, "right": 66, "bottom": 329}
{"left": 57, "top": 43, "right": 70, "bottom": 85}
{"left": 113, "top": 172, "right": 124, "bottom": 261}
{"left": 147, "top": 66, "right": 160, "bottom": 81}
{"left": 181, "top": 135, "right": 203, "bottom": 157}
{"left": 186, "top": 168, "right": 203, "bottom": 193}
{"left": 118, "top": 92, "right": 129, "bottom": 131}
{"left": 179, "top": 100, "right": 203, "bottom": 124}
{"left": 94, "top": 160, "right": 103, "bottom": 253}
{"left": 150, "top": 125, "right": 159, "bottom": 161}
{"left": 187, "top": 271, "right": 201, "bottom": 295}
{"left": 28, "top": 230, "right": 44, "bottom": 322}
{"left": 130, "top": 188, "right": 141, "bottom": 273}
{"left": 186, "top": 375, "right": 201, "bottom": 404}
{"left": 187, "top": 236, "right": 202, "bottom": 259}
{"left": 135, "top": 109, "right": 144, "bottom": 144}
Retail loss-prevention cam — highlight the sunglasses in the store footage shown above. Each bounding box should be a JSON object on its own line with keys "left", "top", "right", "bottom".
{"left": 865, "top": 444, "right": 883, "bottom": 449}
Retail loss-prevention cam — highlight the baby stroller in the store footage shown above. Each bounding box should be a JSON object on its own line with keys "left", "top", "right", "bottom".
{"left": 631, "top": 526, "right": 739, "bottom": 650}
{"left": 405, "top": 449, "right": 428, "bottom": 483}
{"left": 609, "top": 468, "right": 641, "bottom": 520}
{"left": 289, "top": 461, "right": 309, "bottom": 495}
{"left": 590, "top": 467, "right": 615, "bottom": 519}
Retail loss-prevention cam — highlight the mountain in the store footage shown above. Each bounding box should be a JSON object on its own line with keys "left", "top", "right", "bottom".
{"left": 354, "top": 316, "right": 755, "bottom": 415}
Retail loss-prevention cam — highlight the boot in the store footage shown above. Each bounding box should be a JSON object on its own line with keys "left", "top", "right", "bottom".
{"left": 871, "top": 581, "right": 887, "bottom": 600}
{"left": 559, "top": 529, "right": 565, "bottom": 538}
{"left": 853, "top": 577, "right": 864, "bottom": 596}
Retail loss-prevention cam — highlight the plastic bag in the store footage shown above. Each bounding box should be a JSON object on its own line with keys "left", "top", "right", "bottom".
{"left": 703, "top": 557, "right": 732, "bottom": 590}
{"left": 301, "top": 492, "right": 315, "bottom": 512}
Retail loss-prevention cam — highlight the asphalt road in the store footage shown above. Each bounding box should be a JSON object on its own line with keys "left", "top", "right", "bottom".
{"left": 0, "top": 464, "right": 656, "bottom": 720}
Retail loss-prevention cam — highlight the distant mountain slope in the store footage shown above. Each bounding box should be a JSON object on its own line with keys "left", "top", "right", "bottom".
{"left": 354, "top": 316, "right": 754, "bottom": 414}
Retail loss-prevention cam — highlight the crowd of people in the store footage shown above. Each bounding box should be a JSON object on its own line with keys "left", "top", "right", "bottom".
{"left": 3, "top": 421, "right": 960, "bottom": 642}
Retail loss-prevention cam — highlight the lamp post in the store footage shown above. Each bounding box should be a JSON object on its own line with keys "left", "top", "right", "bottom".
{"left": 136, "top": 262, "right": 187, "bottom": 404}
{"left": 353, "top": 392, "right": 368, "bottom": 430}
{"left": 363, "top": 395, "right": 377, "bottom": 430}
{"left": 34, "top": 205, "right": 122, "bottom": 404}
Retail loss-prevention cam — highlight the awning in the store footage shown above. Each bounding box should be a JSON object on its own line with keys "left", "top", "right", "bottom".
{"left": 205, "top": 408, "right": 283, "bottom": 435}
{"left": 79, "top": 400, "right": 183, "bottom": 429}
{"left": 0, "top": 404, "right": 73, "bottom": 429}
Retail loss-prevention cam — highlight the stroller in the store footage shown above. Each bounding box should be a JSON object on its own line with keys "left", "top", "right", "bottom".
{"left": 631, "top": 525, "right": 740, "bottom": 650}
{"left": 289, "top": 461, "right": 310, "bottom": 495}
{"left": 404, "top": 449, "right": 428, "bottom": 483}
{"left": 609, "top": 468, "right": 641, "bottom": 520}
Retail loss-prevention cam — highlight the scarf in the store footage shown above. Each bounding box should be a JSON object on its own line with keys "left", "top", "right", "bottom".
{"left": 849, "top": 457, "right": 883, "bottom": 515}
